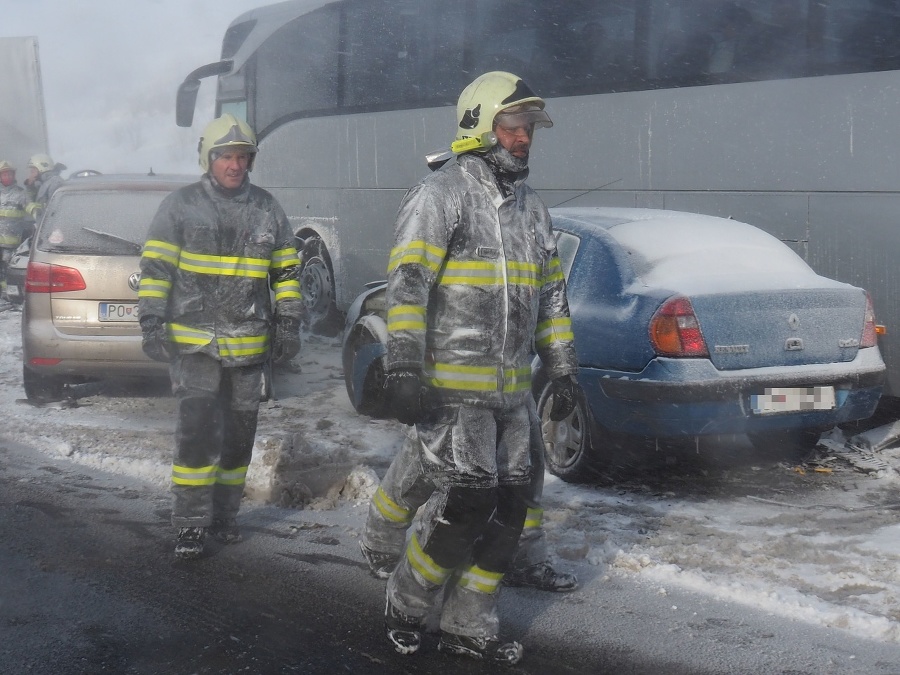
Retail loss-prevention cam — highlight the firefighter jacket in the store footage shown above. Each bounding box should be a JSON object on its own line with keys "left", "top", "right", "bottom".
{"left": 0, "top": 183, "right": 28, "bottom": 248}
{"left": 138, "top": 174, "right": 302, "bottom": 367}
{"left": 25, "top": 170, "right": 63, "bottom": 219}
{"left": 385, "top": 152, "right": 578, "bottom": 408}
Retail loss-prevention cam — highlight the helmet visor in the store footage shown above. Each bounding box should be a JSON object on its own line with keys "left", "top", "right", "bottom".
{"left": 494, "top": 107, "right": 553, "bottom": 132}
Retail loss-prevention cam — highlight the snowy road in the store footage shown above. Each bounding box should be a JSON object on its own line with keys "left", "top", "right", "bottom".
{"left": 3, "top": 305, "right": 900, "bottom": 673}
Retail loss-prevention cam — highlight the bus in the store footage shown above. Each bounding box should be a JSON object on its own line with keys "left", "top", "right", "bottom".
{"left": 176, "top": 0, "right": 900, "bottom": 395}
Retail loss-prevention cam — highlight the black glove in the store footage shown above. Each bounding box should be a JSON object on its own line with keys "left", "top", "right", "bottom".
{"left": 140, "top": 315, "right": 172, "bottom": 363}
{"left": 272, "top": 316, "right": 302, "bottom": 364}
{"left": 384, "top": 369, "right": 425, "bottom": 426}
{"left": 548, "top": 375, "right": 578, "bottom": 421}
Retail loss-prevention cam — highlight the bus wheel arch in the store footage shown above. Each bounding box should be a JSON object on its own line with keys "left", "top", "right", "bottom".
{"left": 296, "top": 233, "right": 342, "bottom": 336}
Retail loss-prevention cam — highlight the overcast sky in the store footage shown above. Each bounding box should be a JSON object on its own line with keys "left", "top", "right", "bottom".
{"left": 2, "top": 0, "right": 275, "bottom": 175}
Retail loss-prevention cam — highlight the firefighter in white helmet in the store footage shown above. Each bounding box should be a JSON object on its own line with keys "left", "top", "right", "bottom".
{"left": 138, "top": 113, "right": 303, "bottom": 559}
{"left": 378, "top": 72, "right": 578, "bottom": 665}
{"left": 24, "top": 153, "right": 66, "bottom": 221}
{"left": 0, "top": 161, "right": 29, "bottom": 298}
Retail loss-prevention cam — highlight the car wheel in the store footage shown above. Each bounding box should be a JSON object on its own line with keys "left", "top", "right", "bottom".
{"left": 747, "top": 429, "right": 823, "bottom": 458}
{"left": 342, "top": 323, "right": 388, "bottom": 418}
{"left": 23, "top": 365, "right": 65, "bottom": 403}
{"left": 536, "top": 379, "right": 602, "bottom": 482}
{"left": 298, "top": 236, "right": 342, "bottom": 337}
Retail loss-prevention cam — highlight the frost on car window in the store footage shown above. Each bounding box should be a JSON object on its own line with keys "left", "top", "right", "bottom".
{"left": 37, "top": 190, "right": 169, "bottom": 255}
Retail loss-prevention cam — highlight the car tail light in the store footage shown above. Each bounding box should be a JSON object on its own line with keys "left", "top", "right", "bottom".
{"left": 861, "top": 292, "right": 880, "bottom": 348}
{"left": 649, "top": 296, "right": 709, "bottom": 357}
{"left": 25, "top": 262, "right": 87, "bottom": 293}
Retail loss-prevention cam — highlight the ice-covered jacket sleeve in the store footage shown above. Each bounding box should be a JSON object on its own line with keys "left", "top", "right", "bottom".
{"left": 268, "top": 200, "right": 303, "bottom": 322}
{"left": 535, "top": 221, "right": 578, "bottom": 381}
{"left": 138, "top": 192, "right": 181, "bottom": 322}
{"left": 384, "top": 181, "right": 457, "bottom": 371}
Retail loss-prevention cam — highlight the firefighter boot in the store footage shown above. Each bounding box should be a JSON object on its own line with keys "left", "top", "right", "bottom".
{"left": 174, "top": 527, "right": 206, "bottom": 559}
{"left": 503, "top": 561, "right": 578, "bottom": 592}
{"left": 385, "top": 598, "right": 422, "bottom": 655}
{"left": 438, "top": 632, "right": 524, "bottom": 665}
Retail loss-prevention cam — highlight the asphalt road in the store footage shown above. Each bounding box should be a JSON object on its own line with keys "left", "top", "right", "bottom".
{"left": 5, "top": 432, "right": 900, "bottom": 675}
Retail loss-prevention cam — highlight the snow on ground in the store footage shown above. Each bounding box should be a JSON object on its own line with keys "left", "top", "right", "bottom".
{"left": 4, "top": 305, "right": 900, "bottom": 647}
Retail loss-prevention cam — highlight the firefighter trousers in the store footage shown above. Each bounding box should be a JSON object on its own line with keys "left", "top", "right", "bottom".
{"left": 385, "top": 403, "right": 534, "bottom": 638}
{"left": 168, "top": 353, "right": 263, "bottom": 528}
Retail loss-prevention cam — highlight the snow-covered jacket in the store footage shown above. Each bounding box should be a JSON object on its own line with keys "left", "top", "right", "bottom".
{"left": 138, "top": 174, "right": 303, "bottom": 367}
{"left": 385, "top": 152, "right": 577, "bottom": 408}
{"left": 0, "top": 183, "right": 28, "bottom": 248}
{"left": 25, "top": 170, "right": 64, "bottom": 219}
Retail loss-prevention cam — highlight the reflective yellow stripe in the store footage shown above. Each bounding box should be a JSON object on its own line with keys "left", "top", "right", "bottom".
{"left": 423, "top": 362, "right": 531, "bottom": 393}
{"left": 179, "top": 250, "right": 269, "bottom": 278}
{"left": 387, "top": 240, "right": 446, "bottom": 274}
{"left": 0, "top": 208, "right": 25, "bottom": 218}
{"left": 217, "top": 334, "right": 269, "bottom": 357}
{"left": 507, "top": 260, "right": 542, "bottom": 286}
{"left": 270, "top": 246, "right": 301, "bottom": 270}
{"left": 387, "top": 304, "right": 426, "bottom": 332}
{"left": 172, "top": 464, "right": 217, "bottom": 486}
{"left": 216, "top": 465, "right": 248, "bottom": 486}
{"left": 524, "top": 507, "right": 543, "bottom": 530}
{"left": 438, "top": 260, "right": 502, "bottom": 285}
{"left": 457, "top": 564, "right": 503, "bottom": 594}
{"left": 273, "top": 278, "right": 302, "bottom": 301}
{"left": 407, "top": 533, "right": 452, "bottom": 586}
{"left": 25, "top": 202, "right": 39, "bottom": 217}
{"left": 0, "top": 234, "right": 20, "bottom": 246}
{"left": 373, "top": 486, "right": 414, "bottom": 524}
{"left": 138, "top": 277, "right": 171, "bottom": 299}
{"left": 535, "top": 317, "right": 574, "bottom": 348}
{"left": 502, "top": 366, "right": 532, "bottom": 393}
{"left": 142, "top": 239, "right": 181, "bottom": 266}
{"left": 425, "top": 362, "right": 497, "bottom": 391}
{"left": 542, "top": 257, "right": 565, "bottom": 284}
{"left": 168, "top": 323, "right": 214, "bottom": 346}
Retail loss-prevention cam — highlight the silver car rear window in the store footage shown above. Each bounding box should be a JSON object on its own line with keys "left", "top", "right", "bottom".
{"left": 36, "top": 190, "right": 171, "bottom": 256}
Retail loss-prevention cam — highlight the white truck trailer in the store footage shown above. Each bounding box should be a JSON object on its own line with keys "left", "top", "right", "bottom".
{"left": 0, "top": 36, "right": 49, "bottom": 170}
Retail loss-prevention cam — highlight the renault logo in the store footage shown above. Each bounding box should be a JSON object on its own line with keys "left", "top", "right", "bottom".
{"left": 788, "top": 313, "right": 800, "bottom": 330}
{"left": 128, "top": 272, "right": 141, "bottom": 292}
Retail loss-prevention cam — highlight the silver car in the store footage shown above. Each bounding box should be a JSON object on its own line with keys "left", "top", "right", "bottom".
{"left": 21, "top": 174, "right": 192, "bottom": 401}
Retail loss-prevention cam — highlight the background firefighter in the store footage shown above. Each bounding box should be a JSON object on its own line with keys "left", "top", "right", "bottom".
{"left": 0, "top": 161, "right": 29, "bottom": 300}
{"left": 138, "top": 113, "right": 303, "bottom": 560}
{"left": 381, "top": 71, "right": 579, "bottom": 665}
{"left": 24, "top": 153, "right": 65, "bottom": 222}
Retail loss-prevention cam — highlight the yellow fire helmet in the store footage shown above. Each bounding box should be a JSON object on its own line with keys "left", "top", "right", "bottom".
{"left": 453, "top": 71, "right": 552, "bottom": 153}
{"left": 0, "top": 160, "right": 14, "bottom": 173}
{"left": 27, "top": 153, "right": 54, "bottom": 173}
{"left": 197, "top": 113, "right": 258, "bottom": 172}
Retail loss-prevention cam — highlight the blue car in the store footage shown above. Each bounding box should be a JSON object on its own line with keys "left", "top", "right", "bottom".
{"left": 342, "top": 208, "right": 886, "bottom": 482}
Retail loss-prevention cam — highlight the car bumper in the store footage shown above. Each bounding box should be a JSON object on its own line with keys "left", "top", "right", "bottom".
{"left": 580, "top": 348, "right": 886, "bottom": 437}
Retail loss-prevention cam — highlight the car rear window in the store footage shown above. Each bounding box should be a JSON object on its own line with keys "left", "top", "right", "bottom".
{"left": 36, "top": 189, "right": 172, "bottom": 256}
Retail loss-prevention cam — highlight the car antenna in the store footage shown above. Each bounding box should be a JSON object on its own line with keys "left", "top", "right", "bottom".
{"left": 548, "top": 178, "right": 624, "bottom": 208}
{"left": 148, "top": 167, "right": 156, "bottom": 176}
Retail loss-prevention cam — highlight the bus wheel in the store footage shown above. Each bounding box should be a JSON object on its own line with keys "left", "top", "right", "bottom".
{"left": 298, "top": 236, "right": 342, "bottom": 337}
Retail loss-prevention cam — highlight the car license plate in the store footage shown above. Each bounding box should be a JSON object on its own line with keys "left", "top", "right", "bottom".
{"left": 751, "top": 386, "right": 836, "bottom": 415}
{"left": 99, "top": 302, "right": 139, "bottom": 322}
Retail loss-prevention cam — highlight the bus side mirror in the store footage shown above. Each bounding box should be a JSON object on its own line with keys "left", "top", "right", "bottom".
{"left": 175, "top": 60, "right": 234, "bottom": 128}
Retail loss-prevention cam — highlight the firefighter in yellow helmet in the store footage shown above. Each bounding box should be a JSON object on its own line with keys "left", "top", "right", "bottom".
{"left": 377, "top": 72, "right": 578, "bottom": 665}
{"left": 138, "top": 114, "right": 303, "bottom": 559}
{"left": 24, "top": 153, "right": 66, "bottom": 221}
{"left": 0, "top": 161, "right": 29, "bottom": 299}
